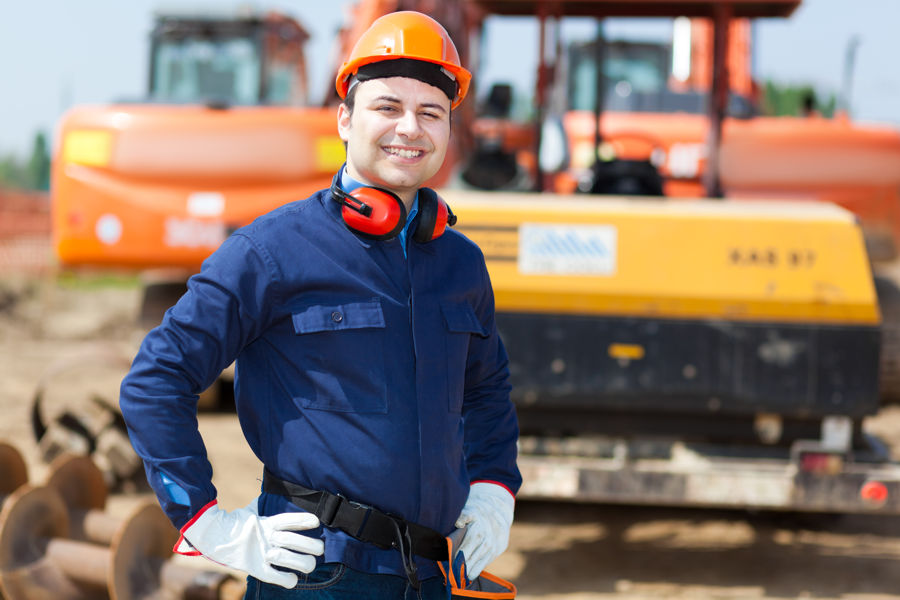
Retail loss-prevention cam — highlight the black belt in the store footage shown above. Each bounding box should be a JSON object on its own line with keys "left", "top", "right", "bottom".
{"left": 262, "top": 469, "right": 447, "bottom": 589}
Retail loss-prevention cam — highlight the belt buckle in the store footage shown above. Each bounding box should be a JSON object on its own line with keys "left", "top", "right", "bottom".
{"left": 318, "top": 492, "right": 346, "bottom": 527}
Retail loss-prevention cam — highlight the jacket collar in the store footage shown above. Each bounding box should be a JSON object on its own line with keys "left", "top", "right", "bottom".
{"left": 321, "top": 184, "right": 372, "bottom": 250}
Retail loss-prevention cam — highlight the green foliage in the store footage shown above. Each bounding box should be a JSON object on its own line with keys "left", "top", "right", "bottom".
{"left": 27, "top": 132, "right": 51, "bottom": 191}
{"left": 0, "top": 130, "right": 51, "bottom": 191}
{"left": 761, "top": 81, "right": 837, "bottom": 118}
{"left": 56, "top": 270, "right": 142, "bottom": 290}
{"left": 0, "top": 153, "right": 29, "bottom": 189}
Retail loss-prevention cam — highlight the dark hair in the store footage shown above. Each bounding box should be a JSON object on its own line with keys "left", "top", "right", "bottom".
{"left": 340, "top": 83, "right": 359, "bottom": 151}
{"left": 343, "top": 81, "right": 360, "bottom": 116}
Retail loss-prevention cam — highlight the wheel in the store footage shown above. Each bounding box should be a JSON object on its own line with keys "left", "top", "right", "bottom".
{"left": 580, "top": 130, "right": 667, "bottom": 197}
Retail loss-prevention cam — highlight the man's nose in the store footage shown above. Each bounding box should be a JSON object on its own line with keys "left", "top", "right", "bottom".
{"left": 395, "top": 109, "right": 423, "bottom": 139}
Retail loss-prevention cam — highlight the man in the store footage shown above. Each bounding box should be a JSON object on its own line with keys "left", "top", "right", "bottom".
{"left": 119, "top": 11, "right": 521, "bottom": 600}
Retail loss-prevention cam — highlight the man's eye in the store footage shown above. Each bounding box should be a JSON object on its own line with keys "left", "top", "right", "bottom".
{"left": 377, "top": 105, "right": 398, "bottom": 113}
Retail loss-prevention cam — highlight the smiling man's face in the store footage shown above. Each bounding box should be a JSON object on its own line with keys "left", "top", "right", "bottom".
{"left": 337, "top": 76, "right": 451, "bottom": 208}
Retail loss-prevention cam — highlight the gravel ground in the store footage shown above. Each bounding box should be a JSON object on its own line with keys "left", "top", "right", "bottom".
{"left": 5, "top": 276, "right": 900, "bottom": 599}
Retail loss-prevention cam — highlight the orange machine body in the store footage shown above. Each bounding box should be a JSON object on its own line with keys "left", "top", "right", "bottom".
{"left": 53, "top": 104, "right": 342, "bottom": 269}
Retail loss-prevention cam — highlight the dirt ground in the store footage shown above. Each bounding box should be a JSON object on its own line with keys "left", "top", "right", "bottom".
{"left": 5, "top": 275, "right": 900, "bottom": 599}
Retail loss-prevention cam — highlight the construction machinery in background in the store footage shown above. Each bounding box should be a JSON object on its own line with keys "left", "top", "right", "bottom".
{"left": 449, "top": 0, "right": 900, "bottom": 515}
{"left": 49, "top": 0, "right": 900, "bottom": 516}
{"left": 52, "top": 9, "right": 343, "bottom": 322}
{"left": 464, "top": 7, "right": 900, "bottom": 259}
{"left": 457, "top": 1, "right": 900, "bottom": 399}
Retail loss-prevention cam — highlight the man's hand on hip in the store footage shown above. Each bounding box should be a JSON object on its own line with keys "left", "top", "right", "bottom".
{"left": 454, "top": 482, "right": 515, "bottom": 578}
{"left": 177, "top": 499, "right": 324, "bottom": 588}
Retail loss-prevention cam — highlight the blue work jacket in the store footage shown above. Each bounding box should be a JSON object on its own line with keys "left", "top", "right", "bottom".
{"left": 119, "top": 186, "right": 522, "bottom": 579}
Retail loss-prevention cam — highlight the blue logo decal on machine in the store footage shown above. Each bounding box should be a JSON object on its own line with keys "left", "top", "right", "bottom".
{"left": 518, "top": 224, "right": 617, "bottom": 275}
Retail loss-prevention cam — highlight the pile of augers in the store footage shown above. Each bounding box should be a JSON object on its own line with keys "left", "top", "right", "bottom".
{"left": 0, "top": 441, "right": 246, "bottom": 600}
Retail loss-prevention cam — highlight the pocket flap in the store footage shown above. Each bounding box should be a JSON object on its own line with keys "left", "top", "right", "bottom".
{"left": 441, "top": 301, "right": 488, "bottom": 337}
{"left": 292, "top": 300, "right": 385, "bottom": 334}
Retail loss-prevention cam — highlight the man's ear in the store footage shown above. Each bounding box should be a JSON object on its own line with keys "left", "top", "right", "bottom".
{"left": 337, "top": 103, "right": 351, "bottom": 142}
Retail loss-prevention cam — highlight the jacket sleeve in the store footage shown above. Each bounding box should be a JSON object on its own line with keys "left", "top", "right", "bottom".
{"left": 460, "top": 256, "right": 522, "bottom": 496}
{"left": 119, "top": 232, "right": 280, "bottom": 528}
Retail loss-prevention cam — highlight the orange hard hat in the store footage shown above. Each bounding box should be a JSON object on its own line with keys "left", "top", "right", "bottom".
{"left": 336, "top": 11, "right": 472, "bottom": 109}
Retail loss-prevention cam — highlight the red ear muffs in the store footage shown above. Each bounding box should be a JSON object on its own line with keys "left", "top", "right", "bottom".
{"left": 331, "top": 175, "right": 456, "bottom": 242}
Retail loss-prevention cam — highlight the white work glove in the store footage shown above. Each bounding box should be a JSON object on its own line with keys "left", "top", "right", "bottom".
{"left": 176, "top": 500, "right": 324, "bottom": 589}
{"left": 454, "top": 482, "right": 515, "bottom": 579}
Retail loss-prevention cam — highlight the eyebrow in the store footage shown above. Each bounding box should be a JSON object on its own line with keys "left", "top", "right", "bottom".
{"left": 421, "top": 102, "right": 448, "bottom": 114}
{"left": 371, "top": 95, "right": 448, "bottom": 114}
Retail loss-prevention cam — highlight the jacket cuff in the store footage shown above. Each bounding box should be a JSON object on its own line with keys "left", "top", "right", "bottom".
{"left": 173, "top": 499, "right": 218, "bottom": 555}
{"left": 471, "top": 479, "right": 516, "bottom": 502}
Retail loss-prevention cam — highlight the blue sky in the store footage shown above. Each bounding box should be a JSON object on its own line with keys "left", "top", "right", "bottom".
{"left": 1, "top": 0, "right": 898, "bottom": 158}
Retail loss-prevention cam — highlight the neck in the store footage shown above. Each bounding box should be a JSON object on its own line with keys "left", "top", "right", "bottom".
{"left": 344, "top": 164, "right": 416, "bottom": 212}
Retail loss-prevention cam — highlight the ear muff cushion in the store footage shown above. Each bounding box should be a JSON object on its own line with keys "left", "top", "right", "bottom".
{"left": 431, "top": 200, "right": 451, "bottom": 239}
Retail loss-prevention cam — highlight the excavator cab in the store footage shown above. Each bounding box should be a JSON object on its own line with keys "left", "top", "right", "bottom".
{"left": 148, "top": 12, "right": 310, "bottom": 107}
{"left": 569, "top": 37, "right": 669, "bottom": 196}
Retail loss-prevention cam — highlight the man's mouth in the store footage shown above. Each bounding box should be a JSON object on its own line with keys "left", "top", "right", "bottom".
{"left": 384, "top": 146, "right": 424, "bottom": 159}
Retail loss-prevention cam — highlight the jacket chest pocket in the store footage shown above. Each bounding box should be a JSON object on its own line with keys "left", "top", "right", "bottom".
{"left": 441, "top": 301, "right": 488, "bottom": 413}
{"left": 291, "top": 300, "right": 387, "bottom": 413}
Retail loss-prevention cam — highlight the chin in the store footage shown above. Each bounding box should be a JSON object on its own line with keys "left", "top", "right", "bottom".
{"left": 381, "top": 171, "right": 433, "bottom": 191}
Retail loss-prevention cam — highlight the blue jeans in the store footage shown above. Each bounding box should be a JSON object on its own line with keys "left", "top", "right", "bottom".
{"left": 243, "top": 564, "right": 447, "bottom": 600}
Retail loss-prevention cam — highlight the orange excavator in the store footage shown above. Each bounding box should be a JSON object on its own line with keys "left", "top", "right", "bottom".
{"left": 52, "top": 10, "right": 341, "bottom": 276}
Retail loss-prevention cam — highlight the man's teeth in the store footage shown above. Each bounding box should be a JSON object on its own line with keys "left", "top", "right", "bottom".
{"left": 387, "top": 147, "right": 423, "bottom": 158}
